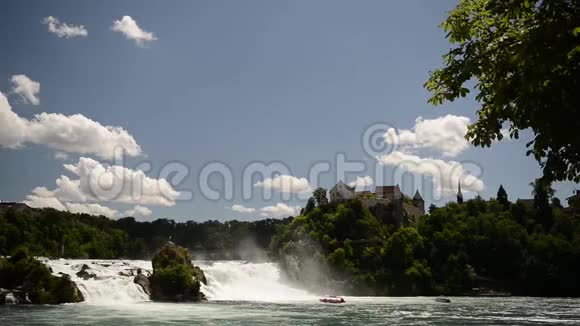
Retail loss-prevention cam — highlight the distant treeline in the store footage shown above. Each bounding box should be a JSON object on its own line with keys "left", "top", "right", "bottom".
{"left": 0, "top": 207, "right": 291, "bottom": 260}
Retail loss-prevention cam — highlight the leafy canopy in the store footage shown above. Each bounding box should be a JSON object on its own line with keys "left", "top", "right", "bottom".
{"left": 425, "top": 0, "right": 580, "bottom": 182}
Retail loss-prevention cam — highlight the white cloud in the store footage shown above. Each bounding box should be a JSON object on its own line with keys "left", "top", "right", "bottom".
{"left": 111, "top": 16, "right": 157, "bottom": 46}
{"left": 254, "top": 175, "right": 312, "bottom": 194}
{"left": 10, "top": 75, "right": 40, "bottom": 105}
{"left": 259, "top": 203, "right": 300, "bottom": 218}
{"left": 24, "top": 187, "right": 66, "bottom": 211}
{"left": 23, "top": 187, "right": 118, "bottom": 218}
{"left": 124, "top": 205, "right": 153, "bottom": 218}
{"left": 0, "top": 91, "right": 142, "bottom": 160}
{"left": 54, "top": 152, "right": 69, "bottom": 160}
{"left": 42, "top": 16, "right": 88, "bottom": 39}
{"left": 348, "top": 176, "right": 374, "bottom": 189}
{"left": 231, "top": 204, "right": 256, "bottom": 213}
{"left": 62, "top": 157, "right": 180, "bottom": 206}
{"left": 65, "top": 202, "right": 119, "bottom": 218}
{"left": 376, "top": 150, "right": 485, "bottom": 197}
{"left": 384, "top": 115, "right": 470, "bottom": 157}
{"left": 24, "top": 157, "right": 180, "bottom": 209}
{"left": 0, "top": 92, "right": 28, "bottom": 147}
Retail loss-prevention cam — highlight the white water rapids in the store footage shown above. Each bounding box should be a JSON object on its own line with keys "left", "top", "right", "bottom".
{"left": 44, "top": 259, "right": 314, "bottom": 304}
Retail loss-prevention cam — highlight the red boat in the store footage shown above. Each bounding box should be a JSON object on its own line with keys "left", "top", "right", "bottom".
{"left": 319, "top": 295, "right": 345, "bottom": 304}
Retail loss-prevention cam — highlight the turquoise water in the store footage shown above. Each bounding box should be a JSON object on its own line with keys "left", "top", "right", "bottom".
{"left": 2, "top": 297, "right": 580, "bottom": 325}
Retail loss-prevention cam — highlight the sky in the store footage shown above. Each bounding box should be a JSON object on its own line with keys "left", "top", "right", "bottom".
{"left": 1, "top": 0, "right": 577, "bottom": 221}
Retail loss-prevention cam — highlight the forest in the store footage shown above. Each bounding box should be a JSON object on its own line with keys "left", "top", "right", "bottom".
{"left": 0, "top": 206, "right": 289, "bottom": 260}
{"left": 270, "top": 184, "right": 580, "bottom": 296}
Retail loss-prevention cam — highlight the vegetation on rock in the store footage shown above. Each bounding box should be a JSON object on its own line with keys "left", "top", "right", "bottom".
{"left": 0, "top": 247, "right": 84, "bottom": 304}
{"left": 149, "top": 243, "right": 207, "bottom": 302}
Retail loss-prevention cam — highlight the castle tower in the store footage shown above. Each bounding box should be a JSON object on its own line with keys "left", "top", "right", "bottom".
{"left": 329, "top": 181, "right": 355, "bottom": 202}
{"left": 413, "top": 190, "right": 425, "bottom": 215}
{"left": 457, "top": 181, "right": 464, "bottom": 204}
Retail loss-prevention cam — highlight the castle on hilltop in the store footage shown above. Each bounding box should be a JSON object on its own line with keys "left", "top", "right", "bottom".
{"left": 329, "top": 181, "right": 425, "bottom": 226}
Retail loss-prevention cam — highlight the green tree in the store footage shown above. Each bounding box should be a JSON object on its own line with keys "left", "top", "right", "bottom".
{"left": 425, "top": 0, "right": 580, "bottom": 182}
{"left": 304, "top": 197, "right": 316, "bottom": 213}
{"left": 531, "top": 179, "right": 555, "bottom": 230}
{"left": 551, "top": 197, "right": 563, "bottom": 209}
{"left": 568, "top": 192, "right": 580, "bottom": 209}
{"left": 428, "top": 204, "right": 437, "bottom": 214}
{"left": 313, "top": 187, "right": 328, "bottom": 206}
{"left": 497, "top": 185, "right": 509, "bottom": 209}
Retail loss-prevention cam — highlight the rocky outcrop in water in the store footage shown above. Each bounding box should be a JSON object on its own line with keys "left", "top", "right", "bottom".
{"left": 76, "top": 264, "right": 97, "bottom": 280}
{"left": 148, "top": 242, "right": 207, "bottom": 302}
{"left": 0, "top": 247, "right": 84, "bottom": 304}
{"left": 134, "top": 269, "right": 151, "bottom": 296}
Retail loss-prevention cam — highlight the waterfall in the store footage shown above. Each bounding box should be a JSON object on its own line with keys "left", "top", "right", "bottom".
{"left": 45, "top": 259, "right": 151, "bottom": 304}
{"left": 199, "top": 261, "right": 314, "bottom": 301}
{"left": 44, "top": 259, "right": 314, "bottom": 304}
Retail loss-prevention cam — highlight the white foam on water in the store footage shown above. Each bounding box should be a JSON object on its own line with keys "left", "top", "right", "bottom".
{"left": 45, "top": 259, "right": 151, "bottom": 304}
{"left": 199, "top": 260, "right": 315, "bottom": 302}
{"left": 44, "top": 259, "right": 314, "bottom": 304}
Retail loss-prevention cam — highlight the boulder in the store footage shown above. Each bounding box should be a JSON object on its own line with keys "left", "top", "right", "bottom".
{"left": 119, "top": 270, "right": 133, "bottom": 277}
{"left": 49, "top": 274, "right": 84, "bottom": 303}
{"left": 149, "top": 243, "right": 207, "bottom": 302}
{"left": 76, "top": 264, "right": 97, "bottom": 280}
{"left": 0, "top": 248, "right": 84, "bottom": 305}
{"left": 134, "top": 274, "right": 151, "bottom": 296}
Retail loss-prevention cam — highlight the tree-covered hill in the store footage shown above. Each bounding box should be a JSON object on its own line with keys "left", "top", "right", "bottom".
{"left": 270, "top": 188, "right": 580, "bottom": 296}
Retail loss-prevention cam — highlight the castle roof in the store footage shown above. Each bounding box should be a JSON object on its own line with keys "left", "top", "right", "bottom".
{"left": 333, "top": 180, "right": 354, "bottom": 191}
{"left": 413, "top": 190, "right": 423, "bottom": 200}
{"left": 457, "top": 181, "right": 463, "bottom": 198}
{"left": 376, "top": 185, "right": 402, "bottom": 200}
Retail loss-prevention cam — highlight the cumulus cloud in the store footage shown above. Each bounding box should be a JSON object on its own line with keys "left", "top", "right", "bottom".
{"left": 111, "top": 16, "right": 157, "bottom": 46}
{"left": 231, "top": 204, "right": 256, "bottom": 213}
{"left": 384, "top": 115, "right": 470, "bottom": 157}
{"left": 24, "top": 157, "right": 180, "bottom": 211}
{"left": 0, "top": 91, "right": 141, "bottom": 160}
{"left": 124, "top": 205, "right": 153, "bottom": 218}
{"left": 259, "top": 203, "right": 300, "bottom": 218}
{"left": 23, "top": 187, "right": 119, "bottom": 218}
{"left": 348, "top": 176, "right": 374, "bottom": 189}
{"left": 65, "top": 202, "right": 119, "bottom": 218}
{"left": 62, "top": 157, "right": 180, "bottom": 206}
{"left": 376, "top": 151, "right": 485, "bottom": 197}
{"left": 254, "top": 175, "right": 312, "bottom": 194}
{"left": 42, "top": 16, "right": 88, "bottom": 38}
{"left": 24, "top": 187, "right": 66, "bottom": 211}
{"left": 10, "top": 75, "right": 40, "bottom": 105}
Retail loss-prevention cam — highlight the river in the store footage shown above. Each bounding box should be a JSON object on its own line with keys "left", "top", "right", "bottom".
{"left": 0, "top": 259, "right": 579, "bottom": 325}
